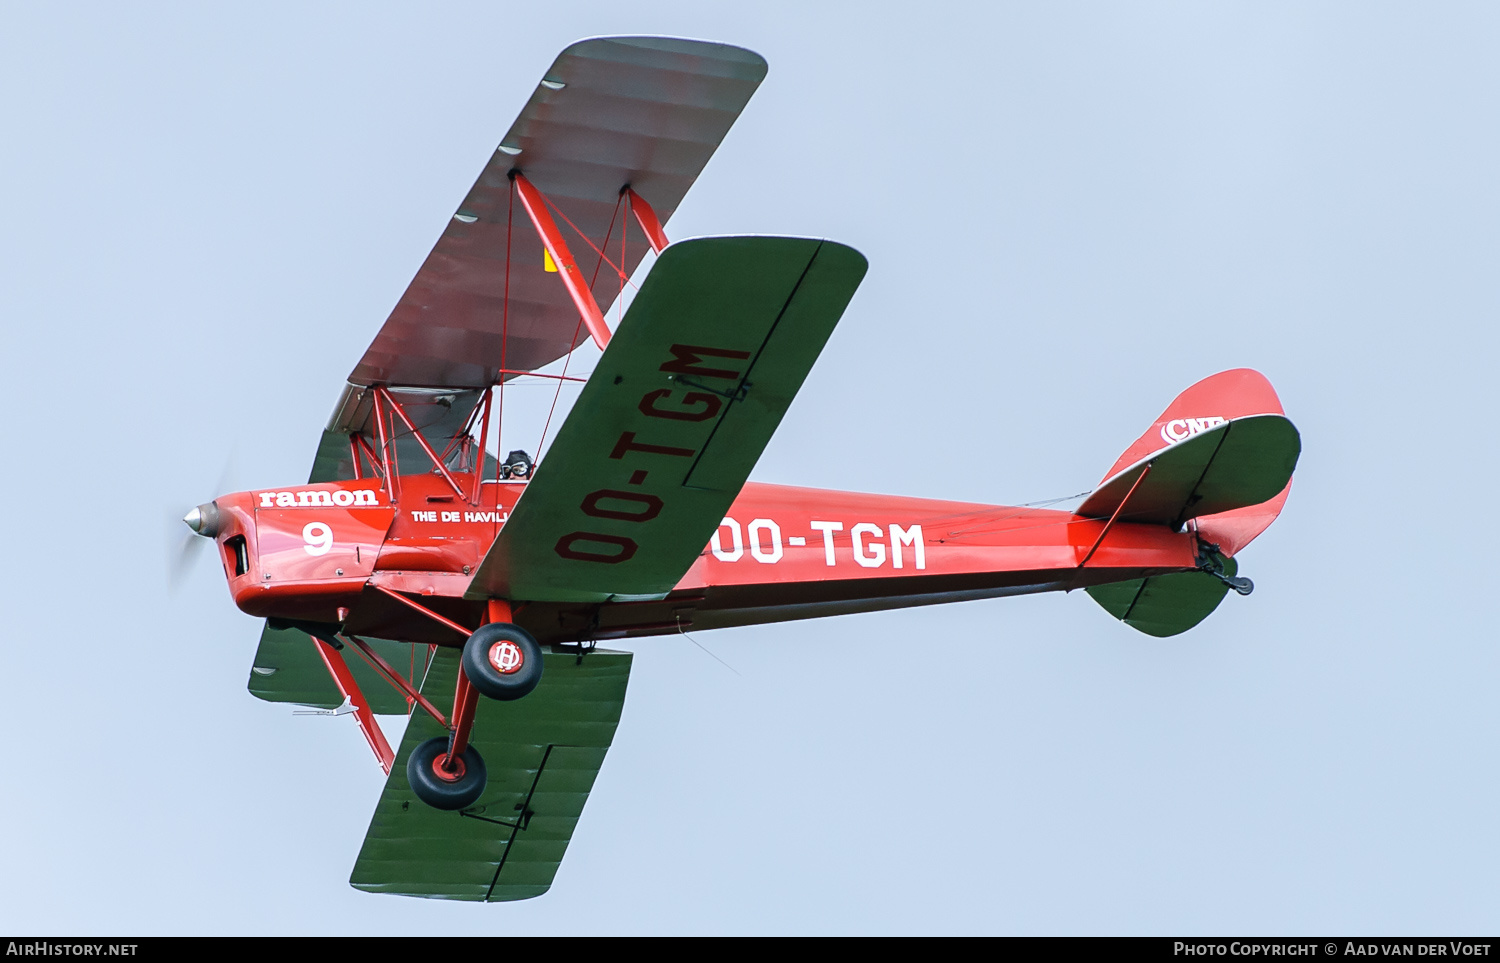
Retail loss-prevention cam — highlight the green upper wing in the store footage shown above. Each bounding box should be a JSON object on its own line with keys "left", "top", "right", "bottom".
{"left": 350, "top": 646, "right": 631, "bottom": 901}
{"left": 467, "top": 235, "right": 867, "bottom": 603}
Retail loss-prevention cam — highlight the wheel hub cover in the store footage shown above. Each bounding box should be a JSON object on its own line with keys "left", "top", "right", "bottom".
{"left": 431, "top": 755, "right": 467, "bottom": 782}
{"left": 489, "top": 640, "right": 525, "bottom": 675}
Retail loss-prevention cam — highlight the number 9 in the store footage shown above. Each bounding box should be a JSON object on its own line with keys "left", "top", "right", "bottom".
{"left": 303, "top": 522, "right": 334, "bottom": 556}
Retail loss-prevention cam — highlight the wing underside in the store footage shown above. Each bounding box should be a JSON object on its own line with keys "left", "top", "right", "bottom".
{"left": 246, "top": 624, "right": 431, "bottom": 713}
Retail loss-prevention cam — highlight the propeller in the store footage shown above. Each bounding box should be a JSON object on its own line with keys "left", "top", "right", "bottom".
{"left": 165, "top": 510, "right": 207, "bottom": 593}
{"left": 164, "top": 452, "right": 239, "bottom": 594}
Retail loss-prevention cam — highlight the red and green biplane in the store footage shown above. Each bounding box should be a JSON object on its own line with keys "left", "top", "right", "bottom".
{"left": 185, "top": 36, "right": 1300, "bottom": 901}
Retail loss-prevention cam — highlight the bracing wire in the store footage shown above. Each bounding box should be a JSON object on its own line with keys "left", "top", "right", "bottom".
{"left": 676, "top": 616, "right": 740, "bottom": 677}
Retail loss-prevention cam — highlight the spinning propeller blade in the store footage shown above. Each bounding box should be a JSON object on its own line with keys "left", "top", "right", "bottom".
{"left": 163, "top": 453, "right": 238, "bottom": 593}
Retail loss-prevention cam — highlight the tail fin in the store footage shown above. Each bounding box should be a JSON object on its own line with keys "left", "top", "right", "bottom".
{"left": 1077, "top": 368, "right": 1299, "bottom": 537}
{"left": 1093, "top": 368, "right": 1287, "bottom": 485}
{"left": 1082, "top": 369, "right": 1299, "bottom": 637}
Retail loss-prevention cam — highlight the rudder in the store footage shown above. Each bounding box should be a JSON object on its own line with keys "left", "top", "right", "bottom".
{"left": 1078, "top": 369, "right": 1299, "bottom": 539}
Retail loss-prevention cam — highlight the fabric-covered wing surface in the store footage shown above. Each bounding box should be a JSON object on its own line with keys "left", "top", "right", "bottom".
{"left": 467, "top": 235, "right": 867, "bottom": 604}
{"left": 349, "top": 37, "right": 768, "bottom": 389}
{"left": 246, "top": 624, "right": 433, "bottom": 713}
{"left": 351, "top": 647, "right": 631, "bottom": 901}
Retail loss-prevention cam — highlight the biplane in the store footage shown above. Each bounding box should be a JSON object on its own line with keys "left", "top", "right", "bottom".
{"left": 184, "top": 36, "right": 1300, "bottom": 901}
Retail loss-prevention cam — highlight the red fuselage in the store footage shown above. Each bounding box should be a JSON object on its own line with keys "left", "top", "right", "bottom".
{"left": 209, "top": 472, "right": 1194, "bottom": 646}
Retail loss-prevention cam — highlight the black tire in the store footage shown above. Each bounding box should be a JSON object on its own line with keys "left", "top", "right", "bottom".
{"left": 462, "top": 622, "right": 543, "bottom": 701}
{"left": 406, "top": 736, "right": 487, "bottom": 811}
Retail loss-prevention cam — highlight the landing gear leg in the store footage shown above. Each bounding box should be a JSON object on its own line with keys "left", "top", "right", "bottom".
{"left": 409, "top": 599, "right": 541, "bottom": 812}
{"left": 409, "top": 661, "right": 487, "bottom": 810}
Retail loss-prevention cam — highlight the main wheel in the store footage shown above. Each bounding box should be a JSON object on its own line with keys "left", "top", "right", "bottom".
{"left": 406, "top": 736, "right": 487, "bottom": 811}
{"left": 462, "top": 622, "right": 543, "bottom": 701}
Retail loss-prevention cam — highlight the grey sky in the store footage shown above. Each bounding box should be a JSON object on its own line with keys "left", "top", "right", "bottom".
{"left": 2, "top": 1, "right": 1497, "bottom": 934}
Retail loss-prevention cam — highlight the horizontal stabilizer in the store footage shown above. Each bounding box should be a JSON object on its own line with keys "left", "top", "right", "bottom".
{"left": 1086, "top": 556, "right": 1240, "bottom": 637}
{"left": 1077, "top": 414, "right": 1300, "bottom": 528}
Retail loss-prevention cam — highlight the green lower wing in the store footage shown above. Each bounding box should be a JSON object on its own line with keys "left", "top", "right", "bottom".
{"left": 468, "top": 235, "right": 867, "bottom": 603}
{"left": 247, "top": 623, "right": 424, "bottom": 714}
{"left": 1086, "top": 557, "right": 1237, "bottom": 637}
{"left": 350, "top": 646, "right": 631, "bottom": 901}
{"left": 1078, "top": 415, "right": 1300, "bottom": 527}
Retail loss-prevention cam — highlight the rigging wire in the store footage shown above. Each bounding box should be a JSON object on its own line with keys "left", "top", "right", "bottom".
{"left": 1022, "top": 489, "right": 1092, "bottom": 508}
{"left": 496, "top": 178, "right": 513, "bottom": 474}
{"left": 534, "top": 192, "right": 629, "bottom": 463}
{"left": 587, "top": 194, "right": 624, "bottom": 293}
{"left": 620, "top": 189, "right": 630, "bottom": 326}
{"left": 541, "top": 190, "right": 638, "bottom": 293}
{"left": 676, "top": 616, "right": 740, "bottom": 677}
{"left": 536, "top": 310, "right": 586, "bottom": 461}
